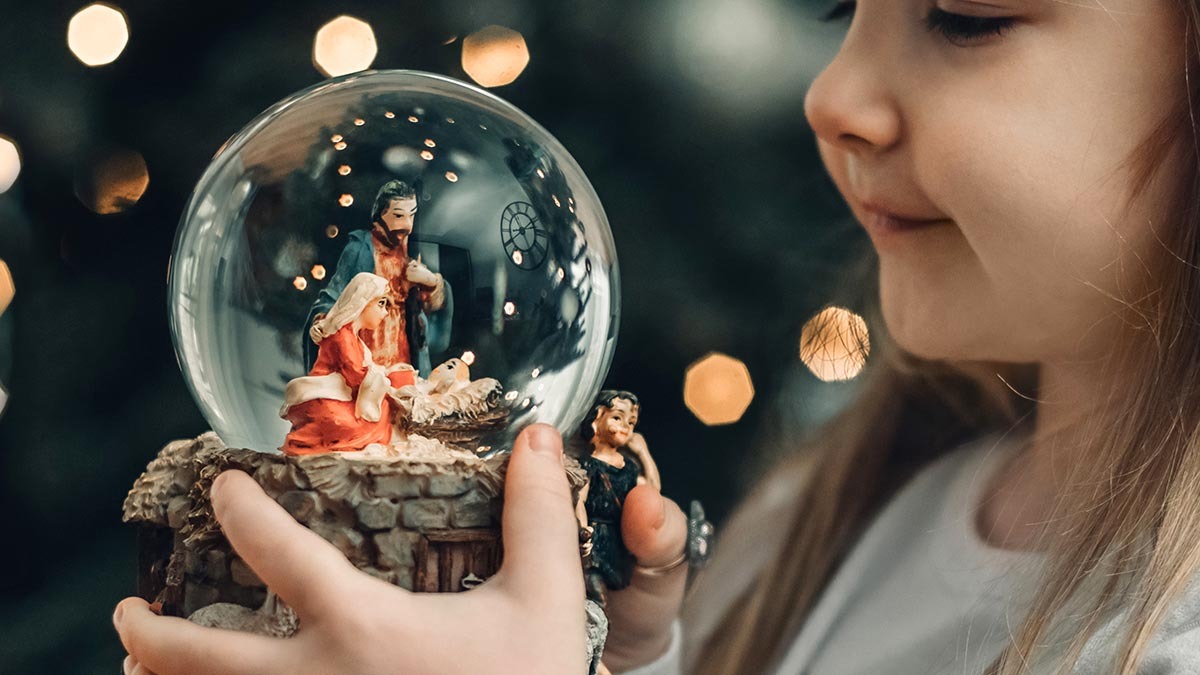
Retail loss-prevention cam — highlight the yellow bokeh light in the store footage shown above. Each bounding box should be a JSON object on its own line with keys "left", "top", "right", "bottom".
{"left": 445, "top": 171, "right": 458, "bottom": 182}
{"left": 424, "top": 139, "right": 436, "bottom": 148}
{"left": 684, "top": 352, "right": 755, "bottom": 426}
{"left": 331, "top": 134, "right": 343, "bottom": 143}
{"left": 337, "top": 164, "right": 351, "bottom": 176}
{"left": 326, "top": 225, "right": 340, "bottom": 238}
{"left": 799, "top": 306, "right": 870, "bottom": 382}
{"left": 420, "top": 150, "right": 434, "bottom": 161}
{"left": 353, "top": 118, "right": 365, "bottom": 126}
{"left": 311, "top": 264, "right": 327, "bottom": 281}
{"left": 408, "top": 115, "right": 419, "bottom": 123}
{"left": 339, "top": 194, "right": 354, "bottom": 207}
{"left": 0, "top": 137, "right": 20, "bottom": 194}
{"left": 384, "top": 111, "right": 395, "bottom": 119}
{"left": 0, "top": 259, "right": 13, "bottom": 317}
{"left": 293, "top": 276, "right": 308, "bottom": 291}
{"left": 461, "top": 350, "right": 476, "bottom": 366}
{"left": 461, "top": 25, "right": 530, "bottom": 88}
{"left": 503, "top": 301, "right": 516, "bottom": 316}
{"left": 334, "top": 141, "right": 347, "bottom": 151}
{"left": 68, "top": 4, "right": 130, "bottom": 67}
{"left": 75, "top": 148, "right": 149, "bottom": 215}
{"left": 312, "top": 15, "right": 377, "bottom": 78}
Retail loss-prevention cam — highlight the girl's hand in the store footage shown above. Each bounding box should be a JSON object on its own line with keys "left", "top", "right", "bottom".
{"left": 602, "top": 484, "right": 690, "bottom": 672}
{"left": 113, "top": 424, "right": 586, "bottom": 675}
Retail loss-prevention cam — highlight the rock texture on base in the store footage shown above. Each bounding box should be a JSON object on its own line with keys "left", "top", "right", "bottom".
{"left": 123, "top": 432, "right": 588, "bottom": 620}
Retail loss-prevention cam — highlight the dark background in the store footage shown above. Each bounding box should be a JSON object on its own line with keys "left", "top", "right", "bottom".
{"left": 0, "top": 1, "right": 868, "bottom": 672}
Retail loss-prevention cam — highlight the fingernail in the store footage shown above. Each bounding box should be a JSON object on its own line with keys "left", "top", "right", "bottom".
{"left": 112, "top": 603, "right": 124, "bottom": 628}
{"left": 123, "top": 655, "right": 134, "bottom": 675}
{"left": 528, "top": 424, "right": 561, "bottom": 456}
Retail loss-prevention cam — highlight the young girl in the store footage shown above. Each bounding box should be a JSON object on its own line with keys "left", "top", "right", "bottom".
{"left": 114, "top": 1, "right": 1200, "bottom": 673}
{"left": 280, "top": 272, "right": 414, "bottom": 455}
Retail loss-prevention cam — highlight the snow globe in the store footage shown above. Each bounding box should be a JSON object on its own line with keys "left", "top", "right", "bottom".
{"left": 122, "top": 70, "right": 619, "bottom": 672}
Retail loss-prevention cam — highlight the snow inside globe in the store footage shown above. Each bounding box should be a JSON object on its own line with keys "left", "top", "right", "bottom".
{"left": 168, "top": 70, "right": 619, "bottom": 457}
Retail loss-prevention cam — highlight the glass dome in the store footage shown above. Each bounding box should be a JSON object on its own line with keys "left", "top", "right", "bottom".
{"left": 168, "top": 70, "right": 619, "bottom": 454}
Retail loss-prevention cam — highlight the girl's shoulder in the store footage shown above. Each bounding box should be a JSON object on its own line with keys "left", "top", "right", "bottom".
{"left": 1070, "top": 570, "right": 1200, "bottom": 673}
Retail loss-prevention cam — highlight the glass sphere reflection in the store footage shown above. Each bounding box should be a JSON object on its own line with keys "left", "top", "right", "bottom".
{"left": 169, "top": 70, "right": 618, "bottom": 453}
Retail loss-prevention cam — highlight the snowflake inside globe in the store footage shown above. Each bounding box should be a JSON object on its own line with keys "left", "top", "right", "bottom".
{"left": 168, "top": 70, "right": 619, "bottom": 455}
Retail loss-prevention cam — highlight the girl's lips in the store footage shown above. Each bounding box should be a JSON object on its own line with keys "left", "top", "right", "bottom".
{"left": 861, "top": 208, "right": 951, "bottom": 239}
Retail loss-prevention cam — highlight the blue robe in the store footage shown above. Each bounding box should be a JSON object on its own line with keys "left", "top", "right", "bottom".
{"left": 303, "top": 229, "right": 453, "bottom": 376}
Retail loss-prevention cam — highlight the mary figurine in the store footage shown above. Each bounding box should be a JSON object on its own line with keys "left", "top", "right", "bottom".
{"left": 280, "top": 272, "right": 416, "bottom": 455}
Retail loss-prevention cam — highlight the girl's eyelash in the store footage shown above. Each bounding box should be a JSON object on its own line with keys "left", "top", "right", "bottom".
{"left": 819, "top": 2, "right": 1017, "bottom": 46}
{"left": 924, "top": 7, "right": 1016, "bottom": 44}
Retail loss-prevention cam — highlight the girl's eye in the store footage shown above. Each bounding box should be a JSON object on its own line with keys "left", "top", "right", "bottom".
{"left": 925, "top": 7, "right": 1016, "bottom": 46}
{"left": 818, "top": 2, "right": 1016, "bottom": 48}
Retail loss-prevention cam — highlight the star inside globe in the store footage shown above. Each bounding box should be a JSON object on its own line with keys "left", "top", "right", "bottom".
{"left": 168, "top": 70, "right": 619, "bottom": 457}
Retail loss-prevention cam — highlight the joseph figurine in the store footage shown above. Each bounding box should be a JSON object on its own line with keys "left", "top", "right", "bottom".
{"left": 304, "top": 180, "right": 453, "bottom": 376}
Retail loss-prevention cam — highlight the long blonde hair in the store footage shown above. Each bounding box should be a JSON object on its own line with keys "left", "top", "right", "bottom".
{"left": 690, "top": 4, "right": 1200, "bottom": 673}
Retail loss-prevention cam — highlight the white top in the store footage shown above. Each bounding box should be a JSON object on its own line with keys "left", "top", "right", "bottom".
{"left": 624, "top": 429, "right": 1200, "bottom": 674}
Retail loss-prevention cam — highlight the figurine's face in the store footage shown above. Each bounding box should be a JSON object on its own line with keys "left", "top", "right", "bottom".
{"left": 378, "top": 197, "right": 418, "bottom": 236}
{"left": 804, "top": 0, "right": 1188, "bottom": 365}
{"left": 594, "top": 398, "right": 638, "bottom": 448}
{"left": 430, "top": 358, "right": 470, "bottom": 384}
{"left": 360, "top": 295, "right": 389, "bottom": 331}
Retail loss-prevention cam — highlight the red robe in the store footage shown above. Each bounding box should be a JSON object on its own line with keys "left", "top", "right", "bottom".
{"left": 281, "top": 324, "right": 413, "bottom": 456}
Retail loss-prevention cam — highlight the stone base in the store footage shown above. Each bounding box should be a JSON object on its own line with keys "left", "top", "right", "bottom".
{"left": 123, "top": 432, "right": 587, "bottom": 617}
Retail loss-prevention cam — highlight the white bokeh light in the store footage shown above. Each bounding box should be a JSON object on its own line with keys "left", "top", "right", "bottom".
{"left": 0, "top": 137, "right": 21, "bottom": 193}
{"left": 313, "top": 16, "right": 377, "bottom": 78}
{"left": 68, "top": 3, "right": 130, "bottom": 66}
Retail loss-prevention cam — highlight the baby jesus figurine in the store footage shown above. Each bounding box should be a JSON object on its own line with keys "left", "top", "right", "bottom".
{"left": 279, "top": 272, "right": 415, "bottom": 456}
{"left": 574, "top": 390, "right": 661, "bottom": 606}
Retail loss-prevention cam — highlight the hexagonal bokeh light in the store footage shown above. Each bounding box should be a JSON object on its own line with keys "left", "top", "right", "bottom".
{"left": 684, "top": 352, "right": 755, "bottom": 426}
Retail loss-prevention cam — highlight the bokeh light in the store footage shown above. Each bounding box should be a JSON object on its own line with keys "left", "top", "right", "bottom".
{"left": 0, "top": 259, "right": 13, "bottom": 316}
{"left": 67, "top": 3, "right": 130, "bottom": 67}
{"left": 461, "top": 25, "right": 530, "bottom": 88}
{"left": 312, "top": 15, "right": 377, "bottom": 78}
{"left": 0, "top": 137, "right": 20, "bottom": 193}
{"left": 74, "top": 148, "right": 149, "bottom": 215}
{"left": 799, "top": 305, "right": 870, "bottom": 382}
{"left": 684, "top": 352, "right": 755, "bottom": 426}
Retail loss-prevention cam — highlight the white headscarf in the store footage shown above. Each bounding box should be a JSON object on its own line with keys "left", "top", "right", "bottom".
{"left": 310, "top": 272, "right": 390, "bottom": 344}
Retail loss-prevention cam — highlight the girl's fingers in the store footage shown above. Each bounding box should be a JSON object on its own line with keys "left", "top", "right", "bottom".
{"left": 497, "top": 424, "right": 586, "bottom": 605}
{"left": 114, "top": 597, "right": 287, "bottom": 675}
{"left": 210, "top": 470, "right": 370, "bottom": 618}
{"left": 621, "top": 486, "right": 688, "bottom": 568}
{"left": 601, "top": 486, "right": 689, "bottom": 671}
{"left": 129, "top": 656, "right": 159, "bottom": 675}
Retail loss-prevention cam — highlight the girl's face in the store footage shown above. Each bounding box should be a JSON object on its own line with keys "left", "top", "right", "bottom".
{"left": 360, "top": 295, "right": 389, "bottom": 331}
{"left": 805, "top": 0, "right": 1187, "bottom": 364}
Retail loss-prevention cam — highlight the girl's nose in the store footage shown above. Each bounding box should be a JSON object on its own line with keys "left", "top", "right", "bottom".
{"left": 803, "top": 33, "right": 902, "bottom": 155}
